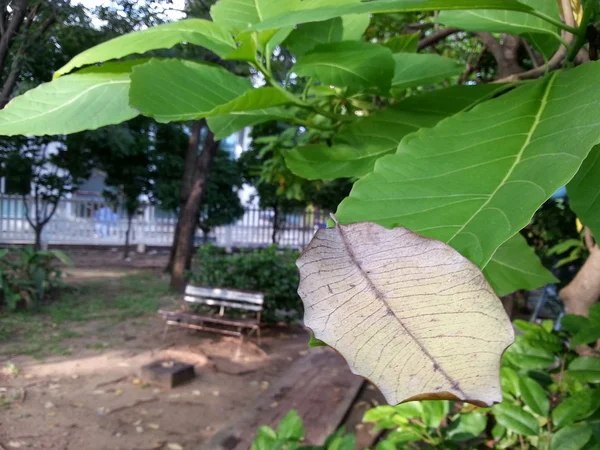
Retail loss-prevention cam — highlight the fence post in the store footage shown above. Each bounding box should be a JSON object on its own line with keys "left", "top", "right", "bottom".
{"left": 224, "top": 224, "right": 233, "bottom": 253}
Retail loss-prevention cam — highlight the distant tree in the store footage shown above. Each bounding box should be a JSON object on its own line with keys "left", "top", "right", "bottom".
{"left": 240, "top": 121, "right": 352, "bottom": 243}
{"left": 153, "top": 132, "right": 244, "bottom": 243}
{"left": 68, "top": 118, "right": 154, "bottom": 258}
{"left": 197, "top": 147, "right": 244, "bottom": 242}
{"left": 0, "top": 136, "right": 93, "bottom": 249}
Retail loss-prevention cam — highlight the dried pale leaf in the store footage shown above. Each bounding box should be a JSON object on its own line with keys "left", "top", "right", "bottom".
{"left": 297, "top": 222, "right": 513, "bottom": 406}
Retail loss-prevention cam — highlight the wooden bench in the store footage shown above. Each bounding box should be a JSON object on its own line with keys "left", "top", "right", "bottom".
{"left": 159, "top": 285, "right": 264, "bottom": 346}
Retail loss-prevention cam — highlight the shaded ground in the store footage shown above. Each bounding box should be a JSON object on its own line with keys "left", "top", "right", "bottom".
{"left": 0, "top": 269, "right": 309, "bottom": 450}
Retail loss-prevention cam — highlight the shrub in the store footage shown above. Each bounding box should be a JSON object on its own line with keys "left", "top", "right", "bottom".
{"left": 193, "top": 244, "right": 302, "bottom": 322}
{"left": 0, "top": 247, "right": 71, "bottom": 311}
{"left": 363, "top": 313, "right": 600, "bottom": 449}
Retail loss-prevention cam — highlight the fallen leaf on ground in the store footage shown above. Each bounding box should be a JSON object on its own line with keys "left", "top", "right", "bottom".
{"left": 147, "top": 423, "right": 160, "bottom": 429}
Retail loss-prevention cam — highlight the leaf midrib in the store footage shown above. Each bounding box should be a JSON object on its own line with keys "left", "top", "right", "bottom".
{"left": 336, "top": 223, "right": 466, "bottom": 397}
{"left": 0, "top": 79, "right": 130, "bottom": 126}
{"left": 446, "top": 72, "right": 558, "bottom": 264}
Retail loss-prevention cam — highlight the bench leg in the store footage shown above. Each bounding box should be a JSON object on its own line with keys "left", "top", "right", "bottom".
{"left": 234, "top": 333, "right": 244, "bottom": 360}
{"left": 256, "top": 326, "right": 262, "bottom": 346}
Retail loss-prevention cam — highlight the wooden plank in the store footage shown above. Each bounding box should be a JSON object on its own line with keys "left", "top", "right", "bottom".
{"left": 184, "top": 296, "right": 263, "bottom": 312}
{"left": 186, "top": 285, "right": 264, "bottom": 304}
{"left": 200, "top": 347, "right": 364, "bottom": 450}
{"left": 159, "top": 310, "right": 258, "bottom": 328}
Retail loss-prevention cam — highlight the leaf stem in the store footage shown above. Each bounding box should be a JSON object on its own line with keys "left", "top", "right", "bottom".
{"left": 530, "top": 10, "right": 581, "bottom": 36}
{"left": 566, "top": 2, "right": 594, "bottom": 62}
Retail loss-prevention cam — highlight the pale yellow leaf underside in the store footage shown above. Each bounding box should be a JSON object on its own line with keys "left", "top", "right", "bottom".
{"left": 297, "top": 222, "right": 514, "bottom": 406}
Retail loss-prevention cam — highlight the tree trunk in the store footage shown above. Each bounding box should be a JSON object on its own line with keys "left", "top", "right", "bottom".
{"left": 169, "top": 126, "right": 219, "bottom": 292}
{"left": 272, "top": 206, "right": 280, "bottom": 245}
{"left": 559, "top": 245, "right": 600, "bottom": 317}
{"left": 124, "top": 214, "right": 133, "bottom": 259}
{"left": 165, "top": 120, "right": 204, "bottom": 274}
{"left": 33, "top": 226, "right": 42, "bottom": 251}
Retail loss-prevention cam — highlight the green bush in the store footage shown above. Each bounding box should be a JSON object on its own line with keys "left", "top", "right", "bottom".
{"left": 0, "top": 247, "right": 71, "bottom": 311}
{"left": 193, "top": 244, "right": 302, "bottom": 322}
{"left": 251, "top": 411, "right": 355, "bottom": 450}
{"left": 254, "top": 313, "right": 600, "bottom": 449}
{"left": 363, "top": 313, "right": 600, "bottom": 450}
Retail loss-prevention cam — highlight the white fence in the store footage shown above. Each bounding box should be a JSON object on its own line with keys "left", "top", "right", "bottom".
{"left": 0, "top": 194, "right": 329, "bottom": 249}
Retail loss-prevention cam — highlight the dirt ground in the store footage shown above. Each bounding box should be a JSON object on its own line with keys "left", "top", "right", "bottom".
{"left": 0, "top": 268, "right": 310, "bottom": 450}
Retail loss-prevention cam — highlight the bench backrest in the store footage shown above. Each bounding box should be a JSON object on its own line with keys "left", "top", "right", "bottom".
{"left": 184, "top": 285, "right": 264, "bottom": 314}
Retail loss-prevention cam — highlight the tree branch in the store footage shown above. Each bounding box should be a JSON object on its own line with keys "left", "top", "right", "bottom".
{"left": 417, "top": 27, "right": 460, "bottom": 51}
{"left": 475, "top": 33, "right": 523, "bottom": 78}
{"left": 584, "top": 227, "right": 596, "bottom": 252}
{"left": 459, "top": 45, "right": 487, "bottom": 84}
{"left": 0, "top": 0, "right": 28, "bottom": 76}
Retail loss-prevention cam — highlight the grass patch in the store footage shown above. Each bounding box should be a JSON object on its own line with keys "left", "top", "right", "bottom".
{"left": 0, "top": 271, "right": 170, "bottom": 357}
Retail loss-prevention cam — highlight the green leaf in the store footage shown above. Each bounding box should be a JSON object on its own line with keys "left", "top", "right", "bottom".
{"left": 129, "top": 59, "right": 251, "bottom": 123}
{"left": 548, "top": 239, "right": 584, "bottom": 255}
{"left": 520, "top": 327, "right": 563, "bottom": 354}
{"left": 421, "top": 401, "right": 450, "bottom": 428}
{"left": 503, "top": 336, "right": 556, "bottom": 370}
{"left": 336, "top": 62, "right": 600, "bottom": 269}
{"left": 293, "top": 41, "right": 395, "bottom": 94}
{"left": 251, "top": 0, "right": 538, "bottom": 31}
{"left": 285, "top": 84, "right": 508, "bottom": 180}
{"left": 519, "top": 377, "right": 549, "bottom": 416}
{"left": 207, "top": 107, "right": 293, "bottom": 139}
{"left": 308, "top": 333, "right": 328, "bottom": 347}
{"left": 363, "top": 405, "right": 397, "bottom": 422}
{"left": 0, "top": 61, "right": 139, "bottom": 136}
{"left": 569, "top": 358, "right": 600, "bottom": 384}
{"left": 50, "top": 250, "right": 73, "bottom": 266}
{"left": 207, "top": 87, "right": 293, "bottom": 116}
{"left": 375, "top": 441, "right": 396, "bottom": 450}
{"left": 437, "top": 0, "right": 561, "bottom": 45}
{"left": 493, "top": 403, "right": 539, "bottom": 436}
{"left": 385, "top": 429, "right": 422, "bottom": 444}
{"left": 571, "top": 324, "right": 600, "bottom": 347}
{"left": 394, "top": 402, "right": 423, "bottom": 418}
{"left": 501, "top": 367, "right": 521, "bottom": 398}
{"left": 277, "top": 410, "right": 304, "bottom": 440}
{"left": 562, "top": 314, "right": 589, "bottom": 334}
{"left": 391, "top": 53, "right": 462, "bottom": 95}
{"left": 211, "top": 0, "right": 361, "bottom": 33}
{"left": 568, "top": 145, "right": 600, "bottom": 239}
{"left": 552, "top": 390, "right": 600, "bottom": 429}
{"left": 383, "top": 33, "right": 420, "bottom": 53}
{"left": 341, "top": 14, "right": 370, "bottom": 40}
{"left": 326, "top": 433, "right": 355, "bottom": 450}
{"left": 551, "top": 423, "right": 593, "bottom": 450}
{"left": 55, "top": 19, "right": 235, "bottom": 77}
{"left": 224, "top": 30, "right": 260, "bottom": 62}
{"left": 513, "top": 320, "right": 541, "bottom": 333}
{"left": 447, "top": 411, "right": 487, "bottom": 441}
{"left": 285, "top": 18, "right": 343, "bottom": 56}
{"left": 483, "top": 233, "right": 558, "bottom": 296}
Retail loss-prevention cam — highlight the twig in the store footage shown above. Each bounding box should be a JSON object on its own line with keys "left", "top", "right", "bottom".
{"left": 560, "top": 0, "right": 576, "bottom": 29}
{"left": 418, "top": 27, "right": 460, "bottom": 51}
{"left": 107, "top": 397, "right": 158, "bottom": 415}
{"left": 524, "top": 41, "right": 541, "bottom": 68}
{"left": 95, "top": 375, "right": 128, "bottom": 388}
{"left": 459, "top": 45, "right": 487, "bottom": 83}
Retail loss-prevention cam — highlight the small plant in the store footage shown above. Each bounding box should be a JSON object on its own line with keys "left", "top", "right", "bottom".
{"left": 251, "top": 410, "right": 355, "bottom": 450}
{"left": 362, "top": 314, "right": 600, "bottom": 449}
{"left": 0, "top": 247, "right": 72, "bottom": 311}
{"left": 193, "top": 244, "right": 302, "bottom": 322}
